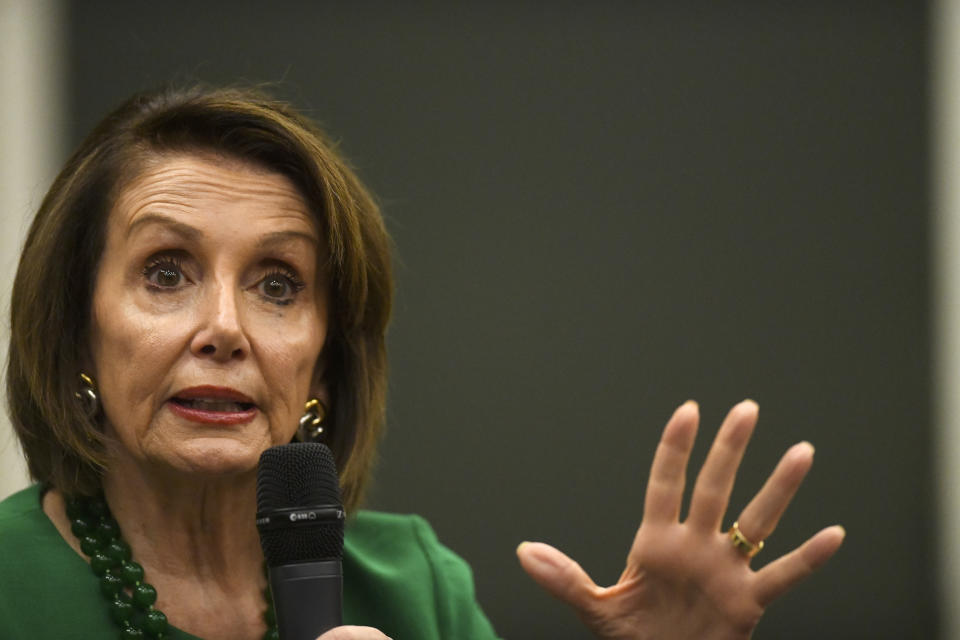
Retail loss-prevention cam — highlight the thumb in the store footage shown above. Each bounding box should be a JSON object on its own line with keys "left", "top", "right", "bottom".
{"left": 516, "top": 541, "right": 599, "bottom": 609}
{"left": 315, "top": 626, "right": 392, "bottom": 639}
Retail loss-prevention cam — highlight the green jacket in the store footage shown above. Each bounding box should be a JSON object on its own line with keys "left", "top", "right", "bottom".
{"left": 0, "top": 485, "right": 498, "bottom": 639}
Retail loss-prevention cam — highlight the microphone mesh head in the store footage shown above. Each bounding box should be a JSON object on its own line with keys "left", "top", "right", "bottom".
{"left": 257, "top": 443, "right": 344, "bottom": 566}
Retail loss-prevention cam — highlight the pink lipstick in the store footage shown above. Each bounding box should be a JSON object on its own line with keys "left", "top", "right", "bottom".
{"left": 167, "top": 385, "right": 258, "bottom": 425}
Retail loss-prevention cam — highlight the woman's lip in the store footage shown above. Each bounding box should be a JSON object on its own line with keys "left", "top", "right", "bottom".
{"left": 173, "top": 385, "right": 255, "bottom": 404}
{"left": 166, "top": 400, "right": 258, "bottom": 425}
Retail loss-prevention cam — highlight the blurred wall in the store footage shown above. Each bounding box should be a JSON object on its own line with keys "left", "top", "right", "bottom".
{"left": 934, "top": 1, "right": 960, "bottom": 638}
{"left": 4, "top": 1, "right": 934, "bottom": 638}
{"left": 0, "top": 0, "right": 63, "bottom": 499}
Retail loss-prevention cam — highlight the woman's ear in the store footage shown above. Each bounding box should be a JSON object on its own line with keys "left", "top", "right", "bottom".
{"left": 295, "top": 358, "right": 331, "bottom": 444}
{"left": 313, "top": 384, "right": 331, "bottom": 410}
{"left": 310, "top": 356, "right": 330, "bottom": 408}
{"left": 77, "top": 345, "right": 98, "bottom": 383}
{"left": 79, "top": 318, "right": 101, "bottom": 381}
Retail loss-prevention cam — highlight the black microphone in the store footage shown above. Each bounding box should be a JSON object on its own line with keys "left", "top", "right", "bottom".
{"left": 257, "top": 443, "right": 345, "bottom": 640}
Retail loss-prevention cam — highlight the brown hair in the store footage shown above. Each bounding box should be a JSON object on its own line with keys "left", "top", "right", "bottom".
{"left": 7, "top": 86, "right": 392, "bottom": 511}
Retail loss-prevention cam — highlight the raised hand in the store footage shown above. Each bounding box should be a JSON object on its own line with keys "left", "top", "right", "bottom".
{"left": 517, "top": 400, "right": 844, "bottom": 640}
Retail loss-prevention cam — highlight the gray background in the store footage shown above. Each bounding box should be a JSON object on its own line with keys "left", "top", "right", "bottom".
{"left": 66, "top": 2, "right": 931, "bottom": 637}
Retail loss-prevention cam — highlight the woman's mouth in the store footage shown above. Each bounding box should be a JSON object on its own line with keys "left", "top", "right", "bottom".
{"left": 170, "top": 398, "right": 255, "bottom": 412}
{"left": 167, "top": 386, "right": 258, "bottom": 425}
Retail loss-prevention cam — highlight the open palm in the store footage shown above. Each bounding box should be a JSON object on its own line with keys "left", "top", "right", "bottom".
{"left": 518, "top": 400, "right": 845, "bottom": 640}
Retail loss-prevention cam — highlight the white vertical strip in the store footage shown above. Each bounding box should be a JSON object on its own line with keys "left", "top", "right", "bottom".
{"left": 934, "top": 1, "right": 960, "bottom": 638}
{"left": 0, "top": 0, "right": 64, "bottom": 499}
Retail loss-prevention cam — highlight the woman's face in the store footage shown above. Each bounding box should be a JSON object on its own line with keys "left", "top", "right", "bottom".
{"left": 90, "top": 153, "right": 328, "bottom": 478}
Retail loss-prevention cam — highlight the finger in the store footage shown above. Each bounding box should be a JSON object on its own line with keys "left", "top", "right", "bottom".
{"left": 753, "top": 525, "right": 846, "bottom": 606}
{"left": 686, "top": 400, "right": 759, "bottom": 531}
{"left": 642, "top": 401, "right": 700, "bottom": 523}
{"left": 517, "top": 541, "right": 599, "bottom": 610}
{"left": 316, "top": 626, "right": 393, "bottom": 640}
{"left": 735, "top": 442, "right": 815, "bottom": 545}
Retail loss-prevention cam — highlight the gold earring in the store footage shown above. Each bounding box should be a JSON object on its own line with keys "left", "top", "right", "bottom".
{"left": 75, "top": 373, "right": 99, "bottom": 418}
{"left": 297, "top": 398, "right": 327, "bottom": 442}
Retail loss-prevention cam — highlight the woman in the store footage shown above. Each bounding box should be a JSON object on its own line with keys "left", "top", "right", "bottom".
{"left": 0, "top": 86, "right": 843, "bottom": 639}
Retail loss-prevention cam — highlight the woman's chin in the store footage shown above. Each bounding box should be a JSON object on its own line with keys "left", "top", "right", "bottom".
{"left": 160, "top": 438, "right": 270, "bottom": 478}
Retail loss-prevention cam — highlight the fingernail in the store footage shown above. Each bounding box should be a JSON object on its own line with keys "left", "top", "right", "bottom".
{"left": 516, "top": 541, "right": 530, "bottom": 554}
{"left": 740, "top": 399, "right": 759, "bottom": 416}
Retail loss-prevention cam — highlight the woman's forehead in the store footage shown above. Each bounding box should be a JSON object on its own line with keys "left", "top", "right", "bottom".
{"left": 110, "top": 152, "right": 317, "bottom": 239}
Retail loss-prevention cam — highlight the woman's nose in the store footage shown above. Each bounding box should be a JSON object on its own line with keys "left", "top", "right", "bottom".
{"left": 190, "top": 281, "right": 250, "bottom": 361}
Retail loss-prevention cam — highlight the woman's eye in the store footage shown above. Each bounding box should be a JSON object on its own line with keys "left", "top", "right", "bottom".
{"left": 258, "top": 271, "right": 304, "bottom": 305}
{"left": 143, "top": 259, "right": 185, "bottom": 289}
{"left": 262, "top": 277, "right": 289, "bottom": 298}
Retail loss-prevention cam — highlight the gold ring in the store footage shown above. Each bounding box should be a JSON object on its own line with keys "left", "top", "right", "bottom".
{"left": 728, "top": 521, "right": 764, "bottom": 558}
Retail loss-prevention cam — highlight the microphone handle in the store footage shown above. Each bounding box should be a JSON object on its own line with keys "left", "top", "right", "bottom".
{"left": 269, "top": 559, "right": 343, "bottom": 640}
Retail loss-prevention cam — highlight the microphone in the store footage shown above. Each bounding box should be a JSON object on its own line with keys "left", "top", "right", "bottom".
{"left": 257, "top": 443, "right": 345, "bottom": 640}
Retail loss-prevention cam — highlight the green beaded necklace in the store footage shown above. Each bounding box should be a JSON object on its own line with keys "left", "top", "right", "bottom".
{"left": 66, "top": 494, "right": 279, "bottom": 640}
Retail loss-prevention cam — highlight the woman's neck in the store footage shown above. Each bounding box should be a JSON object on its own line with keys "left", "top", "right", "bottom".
{"left": 42, "top": 464, "right": 271, "bottom": 640}
{"left": 101, "top": 461, "right": 263, "bottom": 583}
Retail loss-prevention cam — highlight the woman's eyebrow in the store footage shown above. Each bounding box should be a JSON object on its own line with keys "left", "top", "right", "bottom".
{"left": 126, "top": 212, "right": 202, "bottom": 241}
{"left": 256, "top": 229, "right": 318, "bottom": 249}
{"left": 126, "top": 212, "right": 316, "bottom": 248}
